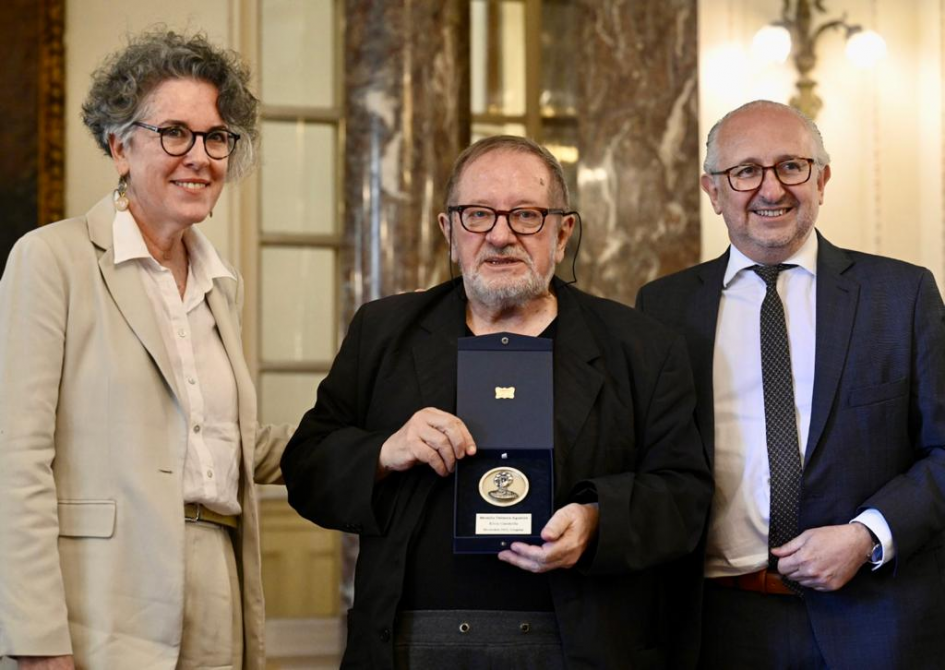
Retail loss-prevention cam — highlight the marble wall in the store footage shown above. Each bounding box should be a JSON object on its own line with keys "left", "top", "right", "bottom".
{"left": 344, "top": 0, "right": 471, "bottom": 323}
{"left": 574, "top": 0, "right": 700, "bottom": 305}
{"left": 344, "top": 0, "right": 699, "bottom": 313}
{"left": 341, "top": 0, "right": 471, "bottom": 607}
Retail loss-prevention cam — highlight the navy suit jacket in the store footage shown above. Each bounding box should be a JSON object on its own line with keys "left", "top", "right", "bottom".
{"left": 282, "top": 278, "right": 712, "bottom": 669}
{"left": 637, "top": 232, "right": 945, "bottom": 668}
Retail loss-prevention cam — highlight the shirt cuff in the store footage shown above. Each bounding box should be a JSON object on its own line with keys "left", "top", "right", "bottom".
{"left": 851, "top": 508, "right": 896, "bottom": 569}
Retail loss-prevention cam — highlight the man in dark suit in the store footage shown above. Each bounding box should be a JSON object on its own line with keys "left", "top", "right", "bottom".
{"left": 637, "top": 100, "right": 945, "bottom": 668}
{"left": 282, "top": 135, "right": 712, "bottom": 669}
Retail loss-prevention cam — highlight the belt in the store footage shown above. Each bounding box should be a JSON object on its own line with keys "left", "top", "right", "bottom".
{"left": 184, "top": 503, "right": 238, "bottom": 529}
{"left": 710, "top": 569, "right": 797, "bottom": 596}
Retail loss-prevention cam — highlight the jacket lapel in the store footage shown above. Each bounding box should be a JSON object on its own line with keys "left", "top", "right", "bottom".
{"left": 692, "top": 254, "right": 727, "bottom": 468}
{"left": 552, "top": 281, "right": 604, "bottom": 472}
{"left": 206, "top": 278, "right": 250, "bottom": 416}
{"left": 89, "top": 196, "right": 183, "bottom": 405}
{"left": 206, "top": 279, "right": 240, "bottom": 365}
{"left": 413, "top": 283, "right": 467, "bottom": 412}
{"left": 805, "top": 233, "right": 858, "bottom": 463}
{"left": 399, "top": 285, "right": 468, "bottom": 522}
{"left": 206, "top": 279, "right": 257, "bottom": 490}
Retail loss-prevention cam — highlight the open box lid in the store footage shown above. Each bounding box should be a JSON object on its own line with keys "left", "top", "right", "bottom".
{"left": 456, "top": 332, "right": 553, "bottom": 451}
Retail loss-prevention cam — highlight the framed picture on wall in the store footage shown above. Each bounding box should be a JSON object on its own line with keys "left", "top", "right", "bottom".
{"left": 0, "top": 0, "right": 64, "bottom": 275}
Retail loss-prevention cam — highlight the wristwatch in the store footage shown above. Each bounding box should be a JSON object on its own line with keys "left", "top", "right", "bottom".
{"left": 865, "top": 527, "right": 883, "bottom": 563}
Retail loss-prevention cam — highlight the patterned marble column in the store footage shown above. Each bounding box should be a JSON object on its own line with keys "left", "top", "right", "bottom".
{"left": 344, "top": 0, "right": 471, "bottom": 324}
{"left": 573, "top": 0, "right": 700, "bottom": 305}
{"left": 341, "top": 0, "right": 470, "bottom": 609}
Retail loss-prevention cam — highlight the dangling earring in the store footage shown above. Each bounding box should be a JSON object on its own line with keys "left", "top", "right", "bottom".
{"left": 208, "top": 210, "right": 213, "bottom": 218}
{"left": 114, "top": 175, "right": 129, "bottom": 212}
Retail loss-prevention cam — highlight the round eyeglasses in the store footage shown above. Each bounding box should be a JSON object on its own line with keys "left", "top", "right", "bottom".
{"left": 133, "top": 122, "right": 240, "bottom": 160}
{"left": 709, "top": 157, "right": 815, "bottom": 192}
{"left": 447, "top": 205, "right": 569, "bottom": 235}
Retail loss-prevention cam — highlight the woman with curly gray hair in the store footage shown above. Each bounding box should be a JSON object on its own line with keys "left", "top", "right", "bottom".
{"left": 0, "top": 30, "right": 292, "bottom": 670}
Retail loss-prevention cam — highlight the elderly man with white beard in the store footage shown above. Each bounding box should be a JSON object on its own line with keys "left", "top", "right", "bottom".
{"left": 281, "top": 135, "right": 712, "bottom": 670}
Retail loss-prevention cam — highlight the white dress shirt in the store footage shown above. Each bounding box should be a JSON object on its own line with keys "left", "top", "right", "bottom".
{"left": 113, "top": 210, "right": 242, "bottom": 516}
{"left": 706, "top": 232, "right": 893, "bottom": 577}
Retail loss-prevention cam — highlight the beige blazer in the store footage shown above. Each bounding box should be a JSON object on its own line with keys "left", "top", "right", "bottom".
{"left": 0, "top": 196, "right": 292, "bottom": 669}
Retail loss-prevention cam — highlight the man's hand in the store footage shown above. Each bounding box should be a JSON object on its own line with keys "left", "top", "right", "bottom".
{"left": 497, "top": 503, "right": 600, "bottom": 573}
{"left": 15, "top": 656, "right": 75, "bottom": 670}
{"left": 377, "top": 408, "right": 476, "bottom": 478}
{"left": 772, "top": 523, "right": 874, "bottom": 591}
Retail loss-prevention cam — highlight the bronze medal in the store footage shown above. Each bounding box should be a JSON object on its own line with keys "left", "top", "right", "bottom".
{"left": 478, "top": 467, "right": 529, "bottom": 507}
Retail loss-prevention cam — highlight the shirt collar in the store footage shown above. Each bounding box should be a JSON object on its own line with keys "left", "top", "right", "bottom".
{"left": 184, "top": 225, "right": 236, "bottom": 284}
{"left": 111, "top": 209, "right": 235, "bottom": 283}
{"left": 723, "top": 229, "right": 819, "bottom": 288}
{"left": 112, "top": 208, "right": 152, "bottom": 264}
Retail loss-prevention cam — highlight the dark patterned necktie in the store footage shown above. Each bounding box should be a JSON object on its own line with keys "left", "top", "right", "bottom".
{"left": 752, "top": 264, "right": 803, "bottom": 590}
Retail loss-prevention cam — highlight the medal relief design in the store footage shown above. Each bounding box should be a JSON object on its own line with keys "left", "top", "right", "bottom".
{"left": 495, "top": 386, "right": 515, "bottom": 399}
{"left": 478, "top": 467, "right": 529, "bottom": 507}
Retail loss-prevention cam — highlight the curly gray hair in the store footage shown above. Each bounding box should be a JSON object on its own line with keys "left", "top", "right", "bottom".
{"left": 82, "top": 29, "right": 259, "bottom": 181}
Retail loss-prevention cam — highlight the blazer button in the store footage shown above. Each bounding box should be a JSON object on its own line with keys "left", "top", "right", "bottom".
{"left": 380, "top": 628, "right": 391, "bottom": 642}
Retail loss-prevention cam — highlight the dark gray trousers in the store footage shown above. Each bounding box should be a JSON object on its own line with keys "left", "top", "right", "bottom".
{"left": 394, "top": 610, "right": 565, "bottom": 670}
{"left": 701, "top": 581, "right": 828, "bottom": 670}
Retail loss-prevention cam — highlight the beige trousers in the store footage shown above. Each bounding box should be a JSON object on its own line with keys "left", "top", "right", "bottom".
{"left": 176, "top": 520, "right": 243, "bottom": 670}
{"left": 2, "top": 522, "right": 242, "bottom": 670}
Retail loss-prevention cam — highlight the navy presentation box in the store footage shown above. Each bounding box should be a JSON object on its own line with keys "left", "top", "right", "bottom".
{"left": 453, "top": 332, "right": 554, "bottom": 553}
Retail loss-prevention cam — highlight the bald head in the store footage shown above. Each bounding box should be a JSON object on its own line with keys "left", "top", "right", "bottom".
{"left": 704, "top": 100, "right": 830, "bottom": 174}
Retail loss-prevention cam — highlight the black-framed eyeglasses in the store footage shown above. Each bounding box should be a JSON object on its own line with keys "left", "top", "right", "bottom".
{"left": 133, "top": 122, "right": 240, "bottom": 160}
{"left": 709, "top": 157, "right": 815, "bottom": 192}
{"left": 447, "top": 205, "right": 570, "bottom": 235}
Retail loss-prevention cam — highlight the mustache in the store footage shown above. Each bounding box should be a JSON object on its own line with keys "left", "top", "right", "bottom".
{"left": 749, "top": 194, "right": 798, "bottom": 209}
{"left": 475, "top": 245, "right": 533, "bottom": 267}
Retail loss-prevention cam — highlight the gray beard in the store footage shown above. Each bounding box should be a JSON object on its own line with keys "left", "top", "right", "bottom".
{"left": 461, "top": 246, "right": 556, "bottom": 311}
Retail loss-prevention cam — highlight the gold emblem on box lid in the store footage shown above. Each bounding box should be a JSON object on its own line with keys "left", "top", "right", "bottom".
{"left": 478, "top": 467, "right": 529, "bottom": 507}
{"left": 495, "top": 386, "right": 515, "bottom": 399}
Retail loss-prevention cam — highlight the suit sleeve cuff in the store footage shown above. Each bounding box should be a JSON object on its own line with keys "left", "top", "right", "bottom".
{"left": 851, "top": 508, "right": 896, "bottom": 568}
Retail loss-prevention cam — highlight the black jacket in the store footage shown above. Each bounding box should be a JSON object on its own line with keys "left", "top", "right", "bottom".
{"left": 282, "top": 278, "right": 712, "bottom": 669}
